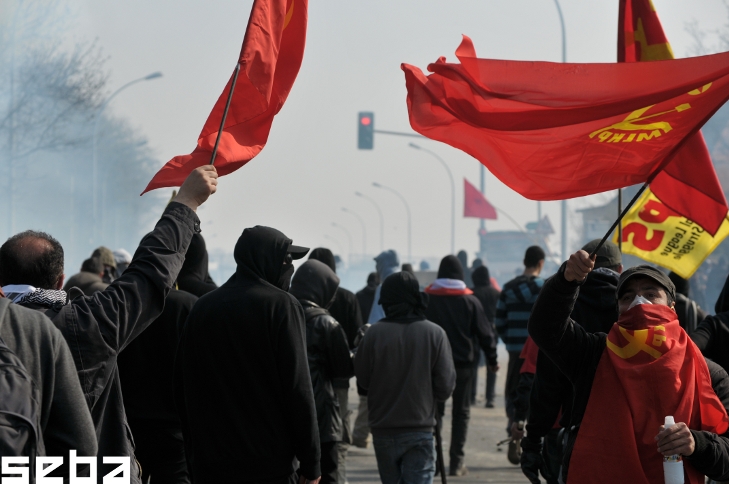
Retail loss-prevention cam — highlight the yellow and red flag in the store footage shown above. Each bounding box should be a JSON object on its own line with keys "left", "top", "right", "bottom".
{"left": 143, "top": 0, "right": 308, "bottom": 193}
{"left": 615, "top": 0, "right": 729, "bottom": 276}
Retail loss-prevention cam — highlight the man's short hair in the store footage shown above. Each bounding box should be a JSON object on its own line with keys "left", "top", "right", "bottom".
{"left": 0, "top": 231, "right": 64, "bottom": 289}
{"left": 524, "top": 246, "right": 546, "bottom": 268}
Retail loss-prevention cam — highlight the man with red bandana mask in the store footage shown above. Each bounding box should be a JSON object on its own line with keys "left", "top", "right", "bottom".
{"left": 529, "top": 250, "right": 729, "bottom": 484}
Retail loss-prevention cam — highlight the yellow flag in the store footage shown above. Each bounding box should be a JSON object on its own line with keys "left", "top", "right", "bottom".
{"left": 614, "top": 189, "right": 729, "bottom": 278}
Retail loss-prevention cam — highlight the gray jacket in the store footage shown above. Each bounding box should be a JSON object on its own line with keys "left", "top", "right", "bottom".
{"left": 354, "top": 317, "right": 456, "bottom": 434}
{"left": 0, "top": 298, "right": 96, "bottom": 457}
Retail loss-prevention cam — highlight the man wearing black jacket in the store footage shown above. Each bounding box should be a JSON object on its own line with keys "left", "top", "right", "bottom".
{"left": 529, "top": 250, "right": 729, "bottom": 483}
{"left": 692, "top": 271, "right": 729, "bottom": 374}
{"left": 291, "top": 259, "right": 354, "bottom": 484}
{"left": 0, "top": 165, "right": 217, "bottom": 482}
{"left": 175, "top": 226, "right": 321, "bottom": 484}
{"left": 519, "top": 239, "right": 622, "bottom": 483}
{"left": 425, "top": 255, "right": 498, "bottom": 476}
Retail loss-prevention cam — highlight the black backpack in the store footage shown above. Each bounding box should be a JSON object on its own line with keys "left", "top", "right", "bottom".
{"left": 0, "top": 299, "right": 45, "bottom": 470}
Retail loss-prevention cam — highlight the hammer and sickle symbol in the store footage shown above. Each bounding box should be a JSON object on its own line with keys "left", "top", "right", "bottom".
{"left": 606, "top": 326, "right": 665, "bottom": 360}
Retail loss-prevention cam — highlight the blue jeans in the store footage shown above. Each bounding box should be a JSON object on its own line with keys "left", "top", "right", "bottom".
{"left": 372, "top": 432, "right": 436, "bottom": 484}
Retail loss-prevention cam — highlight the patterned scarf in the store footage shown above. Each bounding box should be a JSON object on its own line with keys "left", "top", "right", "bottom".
{"left": 1, "top": 284, "right": 68, "bottom": 308}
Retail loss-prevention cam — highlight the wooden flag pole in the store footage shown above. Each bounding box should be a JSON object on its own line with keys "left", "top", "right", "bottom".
{"left": 435, "top": 416, "right": 448, "bottom": 484}
{"left": 589, "top": 183, "right": 648, "bottom": 258}
{"left": 209, "top": 63, "right": 242, "bottom": 165}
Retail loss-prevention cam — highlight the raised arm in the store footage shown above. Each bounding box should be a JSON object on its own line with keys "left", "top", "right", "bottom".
{"left": 72, "top": 166, "right": 218, "bottom": 353}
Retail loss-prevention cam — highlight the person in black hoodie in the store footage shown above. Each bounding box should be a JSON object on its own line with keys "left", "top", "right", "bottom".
{"left": 519, "top": 239, "right": 621, "bottom": 483}
{"left": 290, "top": 260, "right": 354, "bottom": 484}
{"left": 424, "top": 255, "right": 498, "bottom": 476}
{"left": 175, "top": 226, "right": 321, "bottom": 484}
{"left": 118, "top": 233, "right": 218, "bottom": 484}
{"left": 177, "top": 233, "right": 218, "bottom": 297}
{"left": 471, "top": 265, "right": 500, "bottom": 408}
{"left": 692, "top": 271, "right": 729, "bottom": 374}
{"left": 307, "top": 248, "right": 362, "bottom": 483}
{"left": 356, "top": 272, "right": 379, "bottom": 323}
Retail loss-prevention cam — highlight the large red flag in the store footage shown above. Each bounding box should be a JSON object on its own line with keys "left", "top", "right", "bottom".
{"left": 620, "top": 0, "right": 728, "bottom": 235}
{"left": 402, "top": 36, "right": 729, "bottom": 234}
{"left": 143, "top": 0, "right": 308, "bottom": 194}
{"left": 463, "top": 178, "right": 497, "bottom": 219}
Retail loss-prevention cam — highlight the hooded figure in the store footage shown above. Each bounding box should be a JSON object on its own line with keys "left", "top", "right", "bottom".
{"left": 367, "top": 250, "right": 400, "bottom": 324}
{"left": 356, "top": 272, "right": 379, "bottom": 323}
{"left": 175, "top": 226, "right": 321, "bottom": 484}
{"left": 308, "top": 248, "right": 363, "bottom": 348}
{"left": 692, "top": 271, "right": 729, "bottom": 374}
{"left": 177, "top": 233, "right": 217, "bottom": 297}
{"left": 424, "top": 255, "right": 498, "bottom": 475}
{"left": 354, "top": 272, "right": 455, "bottom": 484}
{"left": 290, "top": 260, "right": 354, "bottom": 484}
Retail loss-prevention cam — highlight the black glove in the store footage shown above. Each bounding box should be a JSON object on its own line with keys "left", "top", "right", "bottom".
{"left": 520, "top": 437, "right": 544, "bottom": 484}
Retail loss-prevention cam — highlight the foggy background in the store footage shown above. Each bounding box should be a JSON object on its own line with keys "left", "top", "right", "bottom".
{"left": 3, "top": 0, "right": 729, "bottom": 295}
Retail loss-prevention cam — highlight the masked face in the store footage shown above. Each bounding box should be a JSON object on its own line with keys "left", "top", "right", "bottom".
{"left": 277, "top": 254, "right": 295, "bottom": 291}
{"left": 618, "top": 276, "right": 673, "bottom": 314}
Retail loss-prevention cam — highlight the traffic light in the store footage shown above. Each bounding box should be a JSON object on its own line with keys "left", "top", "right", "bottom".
{"left": 358, "top": 112, "right": 374, "bottom": 149}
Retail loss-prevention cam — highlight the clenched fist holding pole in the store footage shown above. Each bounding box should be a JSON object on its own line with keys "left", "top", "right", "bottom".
{"left": 563, "top": 250, "right": 596, "bottom": 282}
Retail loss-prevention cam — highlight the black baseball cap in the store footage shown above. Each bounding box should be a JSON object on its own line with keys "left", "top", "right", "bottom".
{"left": 616, "top": 265, "right": 676, "bottom": 301}
{"left": 581, "top": 239, "right": 622, "bottom": 268}
{"left": 287, "top": 244, "right": 310, "bottom": 260}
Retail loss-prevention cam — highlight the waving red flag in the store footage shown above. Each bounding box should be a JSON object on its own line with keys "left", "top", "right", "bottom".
{"left": 619, "top": 0, "right": 728, "bottom": 235}
{"left": 402, "top": 36, "right": 729, "bottom": 233}
{"left": 464, "top": 178, "right": 497, "bottom": 219}
{"left": 143, "top": 0, "right": 308, "bottom": 194}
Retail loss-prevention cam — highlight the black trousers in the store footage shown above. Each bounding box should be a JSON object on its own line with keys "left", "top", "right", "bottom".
{"left": 437, "top": 366, "right": 474, "bottom": 468}
{"left": 320, "top": 441, "right": 339, "bottom": 484}
{"left": 129, "top": 423, "right": 190, "bottom": 484}
{"left": 504, "top": 350, "right": 524, "bottom": 428}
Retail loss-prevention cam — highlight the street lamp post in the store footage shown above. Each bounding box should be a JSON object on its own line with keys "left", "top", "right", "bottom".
{"left": 373, "top": 182, "right": 411, "bottom": 264}
{"left": 553, "top": 0, "right": 568, "bottom": 260}
{"left": 332, "top": 222, "right": 354, "bottom": 262}
{"left": 342, "top": 207, "right": 367, "bottom": 258}
{"left": 409, "top": 143, "right": 455, "bottom": 255}
{"left": 92, "top": 71, "right": 162, "bottom": 242}
{"left": 355, "top": 191, "right": 385, "bottom": 253}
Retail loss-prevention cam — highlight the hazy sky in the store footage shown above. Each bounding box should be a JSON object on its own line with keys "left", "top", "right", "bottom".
{"left": 71, "top": 0, "right": 729, "bottom": 266}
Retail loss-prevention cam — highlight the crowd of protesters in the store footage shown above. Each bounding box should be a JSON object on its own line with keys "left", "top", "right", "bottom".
{"left": 1, "top": 165, "right": 729, "bottom": 484}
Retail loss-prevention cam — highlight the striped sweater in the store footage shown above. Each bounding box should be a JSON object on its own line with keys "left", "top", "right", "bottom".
{"left": 494, "top": 274, "right": 544, "bottom": 352}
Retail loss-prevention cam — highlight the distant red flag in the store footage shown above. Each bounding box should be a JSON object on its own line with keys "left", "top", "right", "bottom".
{"left": 143, "top": 0, "right": 308, "bottom": 194}
{"left": 464, "top": 178, "right": 497, "bottom": 219}
{"left": 619, "top": 0, "right": 729, "bottom": 236}
{"left": 402, "top": 36, "right": 729, "bottom": 234}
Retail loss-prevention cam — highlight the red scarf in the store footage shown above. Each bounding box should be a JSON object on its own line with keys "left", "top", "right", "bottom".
{"left": 568, "top": 304, "right": 728, "bottom": 484}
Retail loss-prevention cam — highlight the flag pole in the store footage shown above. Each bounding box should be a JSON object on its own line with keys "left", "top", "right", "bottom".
{"left": 589, "top": 183, "right": 648, "bottom": 258}
{"left": 209, "top": 63, "right": 242, "bottom": 165}
{"left": 618, "top": 188, "right": 623, "bottom": 252}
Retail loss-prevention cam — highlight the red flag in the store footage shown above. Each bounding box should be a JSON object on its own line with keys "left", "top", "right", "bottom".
{"left": 463, "top": 178, "right": 497, "bottom": 219}
{"left": 143, "top": 0, "right": 308, "bottom": 194}
{"left": 402, "top": 36, "right": 729, "bottom": 234}
{"left": 619, "top": 0, "right": 728, "bottom": 235}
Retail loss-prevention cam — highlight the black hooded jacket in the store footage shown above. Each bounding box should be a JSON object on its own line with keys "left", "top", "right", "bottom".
{"left": 471, "top": 266, "right": 500, "bottom": 322}
{"left": 425, "top": 255, "right": 498, "bottom": 368}
{"left": 290, "top": 260, "right": 354, "bottom": 443}
{"left": 308, "top": 248, "right": 363, "bottom": 349}
{"left": 692, "top": 273, "right": 729, "bottom": 374}
{"left": 524, "top": 267, "right": 620, "bottom": 445}
{"left": 175, "top": 226, "right": 320, "bottom": 483}
{"left": 177, "top": 233, "right": 217, "bottom": 297}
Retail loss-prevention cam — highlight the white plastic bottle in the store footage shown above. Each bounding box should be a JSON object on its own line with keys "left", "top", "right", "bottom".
{"left": 663, "top": 416, "right": 685, "bottom": 484}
